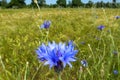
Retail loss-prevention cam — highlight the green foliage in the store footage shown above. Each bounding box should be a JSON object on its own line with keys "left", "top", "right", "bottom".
{"left": 7, "top": 0, "right": 26, "bottom": 8}
{"left": 85, "top": 1, "right": 93, "bottom": 8}
{"left": 38, "top": 0, "right": 46, "bottom": 7}
{"left": 56, "top": 0, "right": 66, "bottom": 7}
{"left": 113, "top": 0, "right": 116, "bottom": 3}
{"left": 0, "top": 1, "right": 1, "bottom": 6}
{"left": 1, "top": 0, "right": 7, "bottom": 8}
{"left": 72, "top": 0, "right": 82, "bottom": 7}
{"left": 96, "top": 1, "right": 106, "bottom": 8}
{"left": 105, "top": 2, "right": 112, "bottom": 8}
{"left": 0, "top": 8, "right": 120, "bottom": 80}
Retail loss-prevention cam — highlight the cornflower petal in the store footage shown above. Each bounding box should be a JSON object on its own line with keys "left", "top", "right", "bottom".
{"left": 81, "top": 60, "right": 88, "bottom": 67}
{"left": 67, "top": 62, "right": 72, "bottom": 68}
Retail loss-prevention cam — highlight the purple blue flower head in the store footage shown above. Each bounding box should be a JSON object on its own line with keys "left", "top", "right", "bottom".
{"left": 113, "top": 70, "right": 118, "bottom": 75}
{"left": 115, "top": 16, "right": 120, "bottom": 19}
{"left": 97, "top": 25, "right": 105, "bottom": 31}
{"left": 36, "top": 41, "right": 78, "bottom": 73}
{"left": 81, "top": 60, "right": 88, "bottom": 67}
{"left": 40, "top": 20, "right": 51, "bottom": 29}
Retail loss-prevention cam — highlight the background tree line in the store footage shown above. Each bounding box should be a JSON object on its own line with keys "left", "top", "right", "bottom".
{"left": 0, "top": 0, "right": 120, "bottom": 8}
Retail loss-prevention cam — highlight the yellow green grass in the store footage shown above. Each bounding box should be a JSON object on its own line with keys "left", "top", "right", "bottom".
{"left": 0, "top": 8, "right": 120, "bottom": 80}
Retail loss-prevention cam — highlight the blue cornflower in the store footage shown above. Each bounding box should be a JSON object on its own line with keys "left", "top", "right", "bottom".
{"left": 115, "top": 16, "right": 120, "bottom": 19}
{"left": 36, "top": 41, "right": 78, "bottom": 73}
{"left": 113, "top": 70, "right": 118, "bottom": 75}
{"left": 97, "top": 25, "right": 105, "bottom": 31}
{"left": 40, "top": 20, "right": 51, "bottom": 29}
{"left": 81, "top": 60, "right": 88, "bottom": 67}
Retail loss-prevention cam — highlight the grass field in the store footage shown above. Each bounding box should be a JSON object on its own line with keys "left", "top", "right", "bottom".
{"left": 0, "top": 8, "right": 120, "bottom": 80}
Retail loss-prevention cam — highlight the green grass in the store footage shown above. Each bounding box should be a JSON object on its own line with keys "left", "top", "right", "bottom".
{"left": 0, "top": 8, "right": 120, "bottom": 80}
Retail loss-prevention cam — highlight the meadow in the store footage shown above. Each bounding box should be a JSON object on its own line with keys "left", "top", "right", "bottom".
{"left": 0, "top": 8, "right": 120, "bottom": 80}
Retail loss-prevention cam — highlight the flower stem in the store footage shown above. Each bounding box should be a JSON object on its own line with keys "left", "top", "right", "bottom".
{"left": 58, "top": 73, "right": 62, "bottom": 80}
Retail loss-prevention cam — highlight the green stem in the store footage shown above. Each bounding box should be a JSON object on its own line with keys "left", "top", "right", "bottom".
{"left": 88, "top": 44, "right": 96, "bottom": 63}
{"left": 24, "top": 62, "right": 29, "bottom": 80}
{"left": 58, "top": 73, "right": 62, "bottom": 80}
{"left": 32, "top": 64, "right": 42, "bottom": 80}
{"left": 46, "top": 30, "right": 49, "bottom": 42}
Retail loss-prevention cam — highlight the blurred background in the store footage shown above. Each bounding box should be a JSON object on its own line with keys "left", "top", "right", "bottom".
{"left": 0, "top": 0, "right": 120, "bottom": 9}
